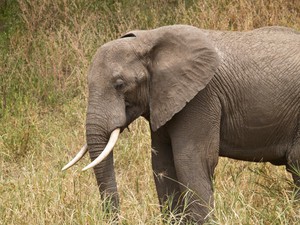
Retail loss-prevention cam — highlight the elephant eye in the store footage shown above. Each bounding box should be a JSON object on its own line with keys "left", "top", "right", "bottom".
{"left": 114, "top": 79, "right": 125, "bottom": 90}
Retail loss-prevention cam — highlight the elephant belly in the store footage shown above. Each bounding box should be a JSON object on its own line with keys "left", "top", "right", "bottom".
{"left": 219, "top": 143, "right": 287, "bottom": 163}
{"left": 219, "top": 116, "right": 292, "bottom": 163}
{"left": 218, "top": 87, "right": 298, "bottom": 163}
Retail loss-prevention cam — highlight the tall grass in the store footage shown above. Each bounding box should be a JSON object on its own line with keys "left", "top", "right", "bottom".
{"left": 1, "top": 0, "right": 299, "bottom": 224}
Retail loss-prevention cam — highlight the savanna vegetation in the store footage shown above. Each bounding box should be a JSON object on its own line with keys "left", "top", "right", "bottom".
{"left": 1, "top": 0, "right": 300, "bottom": 224}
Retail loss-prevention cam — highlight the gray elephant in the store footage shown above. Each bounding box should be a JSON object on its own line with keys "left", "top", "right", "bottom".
{"left": 62, "top": 25, "right": 300, "bottom": 223}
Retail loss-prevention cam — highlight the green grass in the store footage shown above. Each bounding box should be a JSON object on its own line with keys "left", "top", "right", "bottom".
{"left": 1, "top": 0, "right": 300, "bottom": 224}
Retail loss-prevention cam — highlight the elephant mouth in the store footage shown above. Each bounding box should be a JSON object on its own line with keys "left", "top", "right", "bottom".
{"left": 62, "top": 102, "right": 144, "bottom": 172}
{"left": 125, "top": 103, "right": 147, "bottom": 126}
{"left": 61, "top": 128, "right": 121, "bottom": 171}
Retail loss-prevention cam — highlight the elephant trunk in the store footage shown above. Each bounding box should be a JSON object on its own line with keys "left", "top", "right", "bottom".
{"left": 86, "top": 111, "right": 120, "bottom": 211}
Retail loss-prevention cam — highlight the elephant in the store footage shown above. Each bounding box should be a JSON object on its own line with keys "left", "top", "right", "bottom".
{"left": 62, "top": 25, "right": 300, "bottom": 224}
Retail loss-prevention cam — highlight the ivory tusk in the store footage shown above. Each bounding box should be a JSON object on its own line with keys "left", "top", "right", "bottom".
{"left": 82, "top": 128, "right": 120, "bottom": 171}
{"left": 62, "top": 144, "right": 88, "bottom": 171}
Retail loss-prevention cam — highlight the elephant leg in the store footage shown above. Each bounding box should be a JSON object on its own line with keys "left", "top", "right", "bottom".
{"left": 151, "top": 128, "right": 183, "bottom": 219}
{"left": 286, "top": 134, "right": 300, "bottom": 198}
{"left": 166, "top": 92, "right": 221, "bottom": 224}
{"left": 170, "top": 128, "right": 220, "bottom": 224}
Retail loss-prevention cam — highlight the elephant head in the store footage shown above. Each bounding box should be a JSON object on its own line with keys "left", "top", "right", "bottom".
{"left": 62, "top": 25, "right": 219, "bottom": 209}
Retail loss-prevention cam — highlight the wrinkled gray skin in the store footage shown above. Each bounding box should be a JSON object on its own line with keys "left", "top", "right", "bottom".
{"left": 86, "top": 25, "right": 300, "bottom": 224}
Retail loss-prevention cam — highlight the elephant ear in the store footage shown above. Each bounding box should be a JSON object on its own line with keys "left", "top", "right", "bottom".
{"left": 123, "top": 25, "right": 220, "bottom": 131}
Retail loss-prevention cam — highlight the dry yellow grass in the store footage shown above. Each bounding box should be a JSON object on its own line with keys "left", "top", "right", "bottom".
{"left": 1, "top": 0, "right": 300, "bottom": 224}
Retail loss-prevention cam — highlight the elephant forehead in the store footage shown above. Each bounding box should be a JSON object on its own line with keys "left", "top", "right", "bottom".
{"left": 91, "top": 59, "right": 137, "bottom": 79}
{"left": 100, "top": 40, "right": 136, "bottom": 62}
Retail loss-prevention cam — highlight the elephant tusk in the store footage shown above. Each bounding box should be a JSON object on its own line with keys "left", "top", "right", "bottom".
{"left": 62, "top": 144, "right": 88, "bottom": 171}
{"left": 82, "top": 128, "right": 120, "bottom": 171}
